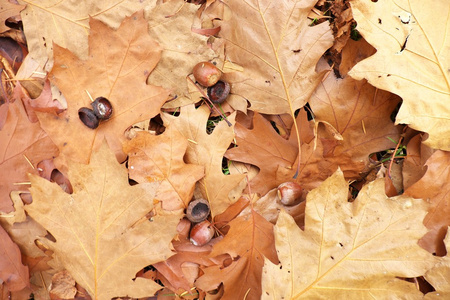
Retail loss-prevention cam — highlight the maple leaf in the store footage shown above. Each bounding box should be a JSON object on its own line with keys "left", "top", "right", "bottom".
{"left": 0, "top": 1, "right": 25, "bottom": 34}
{"left": 424, "top": 228, "right": 450, "bottom": 299}
{"left": 309, "top": 72, "right": 401, "bottom": 178}
{"left": 404, "top": 150, "right": 450, "bottom": 256}
{"left": 220, "top": 0, "right": 333, "bottom": 114}
{"left": 225, "top": 112, "right": 298, "bottom": 196}
{"left": 196, "top": 210, "right": 278, "bottom": 300}
{"left": 123, "top": 127, "right": 204, "bottom": 211}
{"left": 145, "top": 0, "right": 217, "bottom": 109}
{"left": 25, "top": 143, "right": 181, "bottom": 299}
{"left": 0, "top": 225, "right": 29, "bottom": 292}
{"left": 349, "top": 0, "right": 450, "bottom": 151}
{"left": 37, "top": 11, "right": 169, "bottom": 164}
{"left": 18, "top": 0, "right": 153, "bottom": 71}
{"left": 162, "top": 104, "right": 245, "bottom": 217}
{"left": 0, "top": 99, "right": 59, "bottom": 213}
{"left": 261, "top": 168, "right": 437, "bottom": 299}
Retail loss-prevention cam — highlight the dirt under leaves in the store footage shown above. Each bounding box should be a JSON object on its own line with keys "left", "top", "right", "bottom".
{"left": 0, "top": 0, "right": 449, "bottom": 299}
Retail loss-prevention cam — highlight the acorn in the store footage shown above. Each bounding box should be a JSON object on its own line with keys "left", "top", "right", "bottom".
{"left": 78, "top": 107, "right": 99, "bottom": 129}
{"left": 277, "top": 182, "right": 303, "bottom": 206}
{"left": 91, "top": 97, "right": 113, "bottom": 120}
{"left": 207, "top": 80, "right": 230, "bottom": 104}
{"left": 186, "top": 198, "right": 210, "bottom": 223}
{"left": 192, "top": 61, "right": 222, "bottom": 87}
{"left": 190, "top": 220, "right": 215, "bottom": 246}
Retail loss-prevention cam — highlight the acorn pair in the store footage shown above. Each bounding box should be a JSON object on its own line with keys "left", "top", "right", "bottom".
{"left": 192, "top": 61, "right": 230, "bottom": 104}
{"left": 78, "top": 97, "right": 113, "bottom": 129}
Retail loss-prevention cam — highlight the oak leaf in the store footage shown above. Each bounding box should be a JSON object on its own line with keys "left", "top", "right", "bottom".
{"left": 18, "top": 0, "right": 154, "bottom": 71}
{"left": 262, "top": 168, "right": 437, "bottom": 299}
{"left": 0, "top": 1, "right": 25, "bottom": 34}
{"left": 424, "top": 229, "right": 450, "bottom": 299}
{"left": 0, "top": 99, "right": 59, "bottom": 213}
{"left": 25, "top": 143, "right": 181, "bottom": 299}
{"left": 220, "top": 0, "right": 333, "bottom": 114}
{"left": 38, "top": 11, "right": 169, "bottom": 163}
{"left": 196, "top": 210, "right": 278, "bottom": 300}
{"left": 404, "top": 150, "right": 450, "bottom": 256}
{"left": 349, "top": 0, "right": 450, "bottom": 150}
{"left": 0, "top": 225, "right": 29, "bottom": 292}
{"left": 162, "top": 104, "right": 245, "bottom": 216}
{"left": 123, "top": 127, "right": 204, "bottom": 211}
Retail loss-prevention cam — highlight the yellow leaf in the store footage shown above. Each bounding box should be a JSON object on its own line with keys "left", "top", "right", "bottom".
{"left": 262, "top": 168, "right": 437, "bottom": 299}
{"left": 26, "top": 143, "right": 180, "bottom": 300}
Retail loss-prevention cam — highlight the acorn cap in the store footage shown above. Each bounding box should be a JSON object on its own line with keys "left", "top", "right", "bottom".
{"left": 78, "top": 107, "right": 99, "bottom": 129}
{"left": 91, "top": 97, "right": 113, "bottom": 120}
{"left": 186, "top": 198, "right": 210, "bottom": 223}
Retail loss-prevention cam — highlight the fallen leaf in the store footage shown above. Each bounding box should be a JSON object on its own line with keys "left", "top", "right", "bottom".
{"left": 0, "top": 225, "right": 29, "bottom": 292}
{"left": 145, "top": 0, "right": 217, "bottom": 108}
{"left": 38, "top": 11, "right": 169, "bottom": 163}
{"left": 220, "top": 0, "right": 333, "bottom": 114}
{"left": 349, "top": 0, "right": 450, "bottom": 150}
{"left": 19, "top": 0, "right": 154, "bottom": 71}
{"left": 0, "top": 99, "right": 58, "bottom": 213}
{"left": 25, "top": 143, "right": 181, "bottom": 299}
{"left": 49, "top": 270, "right": 77, "bottom": 299}
{"left": 261, "top": 168, "right": 436, "bottom": 299}
{"left": 404, "top": 150, "right": 450, "bottom": 256}
{"left": 196, "top": 210, "right": 278, "bottom": 300}
{"left": 162, "top": 104, "right": 245, "bottom": 217}
{"left": 0, "top": 1, "right": 25, "bottom": 34}
{"left": 424, "top": 228, "right": 450, "bottom": 299}
{"left": 123, "top": 127, "right": 204, "bottom": 211}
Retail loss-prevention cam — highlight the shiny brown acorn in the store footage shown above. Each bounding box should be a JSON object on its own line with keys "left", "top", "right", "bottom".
{"left": 207, "top": 80, "right": 230, "bottom": 104}
{"left": 193, "top": 61, "right": 222, "bottom": 87}
{"left": 78, "top": 107, "right": 99, "bottom": 129}
{"left": 190, "top": 220, "right": 214, "bottom": 246}
{"left": 91, "top": 97, "right": 113, "bottom": 120}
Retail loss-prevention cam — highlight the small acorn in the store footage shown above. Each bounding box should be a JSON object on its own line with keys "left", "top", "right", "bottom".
{"left": 78, "top": 107, "right": 99, "bottom": 129}
{"left": 277, "top": 182, "right": 303, "bottom": 206}
{"left": 91, "top": 97, "right": 113, "bottom": 120}
{"left": 207, "top": 80, "right": 230, "bottom": 104}
{"left": 186, "top": 198, "right": 210, "bottom": 223}
{"left": 193, "top": 61, "right": 222, "bottom": 87}
{"left": 190, "top": 220, "right": 215, "bottom": 246}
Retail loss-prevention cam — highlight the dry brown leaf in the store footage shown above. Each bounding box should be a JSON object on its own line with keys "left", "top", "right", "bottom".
{"left": 0, "top": 1, "right": 25, "bottom": 34}
{"left": 145, "top": 0, "right": 217, "bottom": 108}
{"left": 18, "top": 0, "right": 155, "bottom": 71}
{"left": 25, "top": 143, "right": 181, "bottom": 299}
{"left": 349, "top": 0, "right": 450, "bottom": 150}
{"left": 123, "top": 127, "right": 204, "bottom": 211}
{"left": 0, "top": 99, "right": 59, "bottom": 213}
{"left": 196, "top": 210, "right": 278, "bottom": 300}
{"left": 309, "top": 72, "right": 401, "bottom": 178}
{"left": 0, "top": 225, "right": 29, "bottom": 292}
{"left": 424, "top": 228, "right": 450, "bottom": 299}
{"left": 219, "top": 0, "right": 333, "bottom": 114}
{"left": 404, "top": 150, "right": 450, "bottom": 256}
{"left": 225, "top": 112, "right": 298, "bottom": 196}
{"left": 38, "top": 11, "right": 169, "bottom": 164}
{"left": 261, "top": 168, "right": 436, "bottom": 299}
{"left": 162, "top": 104, "right": 245, "bottom": 217}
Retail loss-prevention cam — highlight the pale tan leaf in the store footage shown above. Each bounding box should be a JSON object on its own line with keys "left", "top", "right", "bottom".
{"left": 424, "top": 229, "right": 450, "bottom": 299}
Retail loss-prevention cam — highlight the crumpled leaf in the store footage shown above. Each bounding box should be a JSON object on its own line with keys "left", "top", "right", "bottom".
{"left": 0, "top": 99, "right": 59, "bottom": 213}
{"left": 349, "top": 0, "right": 450, "bottom": 150}
{"left": 123, "top": 127, "right": 204, "bottom": 211}
{"left": 196, "top": 210, "right": 278, "bottom": 300}
{"left": 220, "top": 0, "right": 333, "bottom": 114}
{"left": 25, "top": 143, "right": 180, "bottom": 299}
{"left": 0, "top": 225, "right": 29, "bottom": 292}
{"left": 162, "top": 104, "right": 245, "bottom": 217}
{"left": 404, "top": 150, "right": 450, "bottom": 256}
{"left": 309, "top": 72, "right": 401, "bottom": 178}
{"left": 18, "top": 0, "right": 155, "bottom": 71}
{"left": 262, "top": 168, "right": 437, "bottom": 299}
{"left": 38, "top": 11, "right": 169, "bottom": 164}
{"left": 424, "top": 228, "right": 450, "bottom": 299}
{"left": 146, "top": 0, "right": 217, "bottom": 108}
